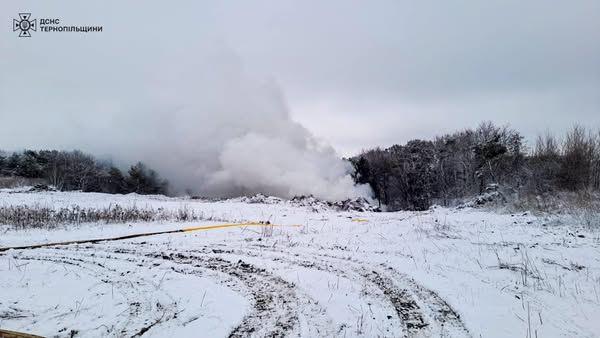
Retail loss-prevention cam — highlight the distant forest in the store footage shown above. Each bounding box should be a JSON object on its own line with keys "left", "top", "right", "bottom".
{"left": 350, "top": 122, "right": 600, "bottom": 211}
{"left": 0, "top": 150, "right": 168, "bottom": 195}
{"left": 2, "top": 122, "right": 600, "bottom": 211}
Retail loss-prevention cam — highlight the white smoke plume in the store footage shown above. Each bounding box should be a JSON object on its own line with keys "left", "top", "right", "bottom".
{"left": 0, "top": 47, "right": 371, "bottom": 201}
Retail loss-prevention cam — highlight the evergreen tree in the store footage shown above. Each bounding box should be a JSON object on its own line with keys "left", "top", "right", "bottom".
{"left": 107, "top": 167, "right": 127, "bottom": 194}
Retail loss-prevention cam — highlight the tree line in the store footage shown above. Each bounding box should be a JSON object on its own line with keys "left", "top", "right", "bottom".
{"left": 3, "top": 122, "right": 599, "bottom": 208}
{"left": 351, "top": 122, "right": 600, "bottom": 211}
{"left": 0, "top": 149, "right": 168, "bottom": 195}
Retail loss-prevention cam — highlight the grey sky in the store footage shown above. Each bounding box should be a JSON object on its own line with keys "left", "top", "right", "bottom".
{"left": 1, "top": 0, "right": 599, "bottom": 157}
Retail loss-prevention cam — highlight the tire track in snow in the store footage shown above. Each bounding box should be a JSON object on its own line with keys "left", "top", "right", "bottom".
{"left": 152, "top": 251, "right": 299, "bottom": 338}
{"left": 111, "top": 246, "right": 338, "bottom": 337}
{"left": 213, "top": 249, "right": 406, "bottom": 336}
{"left": 22, "top": 244, "right": 337, "bottom": 338}
{"left": 5, "top": 239, "right": 470, "bottom": 337}
{"left": 232, "top": 243, "right": 471, "bottom": 338}
{"left": 12, "top": 250, "right": 181, "bottom": 337}
{"left": 120, "top": 240, "right": 469, "bottom": 337}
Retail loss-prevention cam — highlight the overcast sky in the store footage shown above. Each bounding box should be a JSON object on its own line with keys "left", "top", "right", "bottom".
{"left": 1, "top": 0, "right": 599, "bottom": 156}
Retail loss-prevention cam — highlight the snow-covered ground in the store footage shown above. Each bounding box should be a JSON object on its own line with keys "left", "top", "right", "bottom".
{"left": 1, "top": 190, "right": 599, "bottom": 338}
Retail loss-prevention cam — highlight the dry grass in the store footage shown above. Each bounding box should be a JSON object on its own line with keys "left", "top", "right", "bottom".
{"left": 509, "top": 190, "right": 600, "bottom": 228}
{"left": 0, "top": 204, "right": 213, "bottom": 229}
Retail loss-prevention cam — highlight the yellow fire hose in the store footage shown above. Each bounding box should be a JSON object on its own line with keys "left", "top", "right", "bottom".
{"left": 0, "top": 222, "right": 301, "bottom": 337}
{"left": 0, "top": 222, "right": 301, "bottom": 252}
{"left": 0, "top": 329, "right": 44, "bottom": 338}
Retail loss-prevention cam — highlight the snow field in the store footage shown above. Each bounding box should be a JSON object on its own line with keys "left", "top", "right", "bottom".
{"left": 0, "top": 191, "right": 599, "bottom": 337}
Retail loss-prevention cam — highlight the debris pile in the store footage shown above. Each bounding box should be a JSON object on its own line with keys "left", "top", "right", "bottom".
{"left": 239, "top": 193, "right": 284, "bottom": 204}
{"left": 332, "top": 197, "right": 380, "bottom": 212}
{"left": 235, "top": 194, "right": 378, "bottom": 212}
{"left": 28, "top": 184, "right": 58, "bottom": 192}
{"left": 289, "top": 195, "right": 332, "bottom": 212}
{"left": 457, "top": 184, "right": 507, "bottom": 209}
{"left": 291, "top": 195, "right": 379, "bottom": 212}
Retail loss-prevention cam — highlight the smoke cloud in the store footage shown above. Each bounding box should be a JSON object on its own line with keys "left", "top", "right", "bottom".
{"left": 138, "top": 49, "right": 373, "bottom": 200}
{"left": 0, "top": 46, "right": 371, "bottom": 201}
